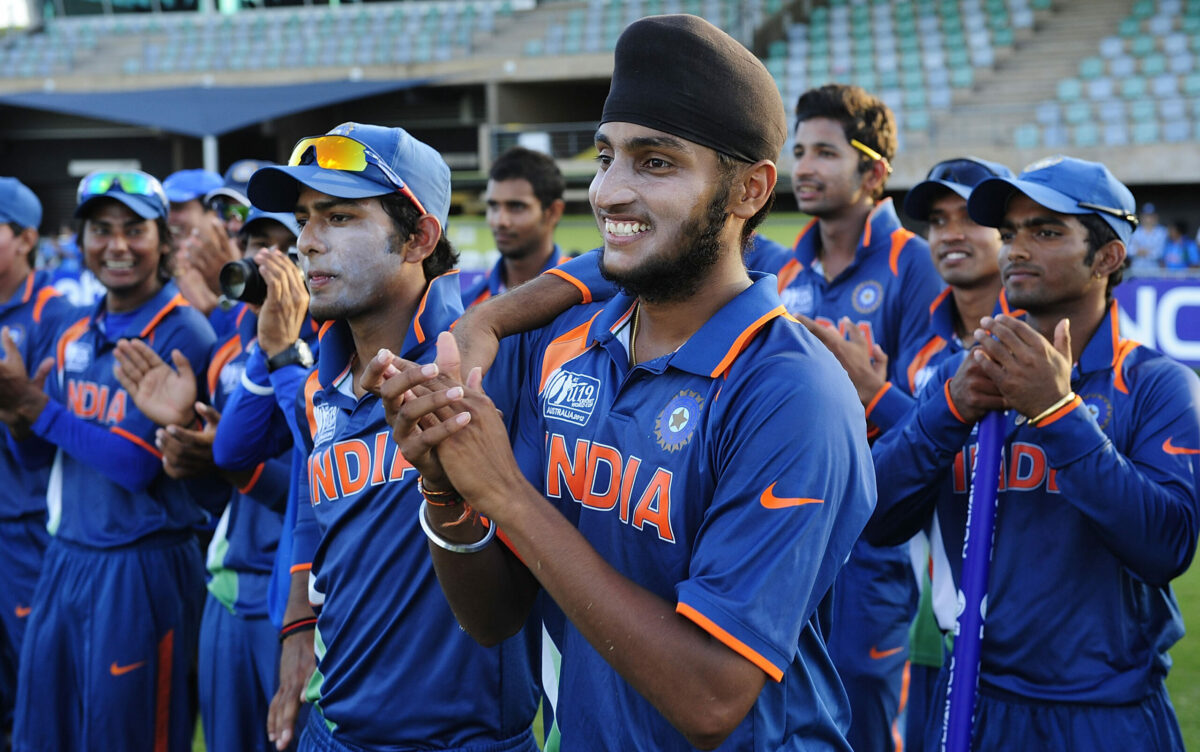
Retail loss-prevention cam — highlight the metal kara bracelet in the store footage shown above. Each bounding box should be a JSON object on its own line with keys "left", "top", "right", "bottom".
{"left": 419, "top": 501, "right": 496, "bottom": 554}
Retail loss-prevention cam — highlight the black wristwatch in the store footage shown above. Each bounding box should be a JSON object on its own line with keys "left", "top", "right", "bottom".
{"left": 266, "top": 339, "right": 314, "bottom": 373}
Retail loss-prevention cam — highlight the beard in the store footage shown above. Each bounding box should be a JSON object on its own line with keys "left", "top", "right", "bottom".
{"left": 598, "top": 183, "right": 731, "bottom": 304}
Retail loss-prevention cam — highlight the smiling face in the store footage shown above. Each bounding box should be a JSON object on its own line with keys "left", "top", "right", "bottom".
{"left": 588, "top": 122, "right": 739, "bottom": 303}
{"left": 81, "top": 199, "right": 165, "bottom": 312}
{"left": 790, "top": 117, "right": 876, "bottom": 219}
{"left": 926, "top": 190, "right": 1002, "bottom": 290}
{"left": 998, "top": 193, "right": 1119, "bottom": 315}
{"left": 294, "top": 187, "right": 416, "bottom": 323}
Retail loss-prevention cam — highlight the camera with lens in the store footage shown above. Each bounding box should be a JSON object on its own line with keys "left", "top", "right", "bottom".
{"left": 219, "top": 248, "right": 300, "bottom": 306}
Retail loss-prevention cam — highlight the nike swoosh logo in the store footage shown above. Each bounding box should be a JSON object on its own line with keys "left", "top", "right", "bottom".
{"left": 869, "top": 645, "right": 904, "bottom": 660}
{"left": 14, "top": 605, "right": 30, "bottom": 618}
{"left": 1163, "top": 437, "right": 1200, "bottom": 455}
{"left": 759, "top": 482, "right": 824, "bottom": 509}
{"left": 109, "top": 660, "right": 147, "bottom": 676}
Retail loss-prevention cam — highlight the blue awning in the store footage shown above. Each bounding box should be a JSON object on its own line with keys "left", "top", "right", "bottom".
{"left": 0, "top": 78, "right": 430, "bottom": 138}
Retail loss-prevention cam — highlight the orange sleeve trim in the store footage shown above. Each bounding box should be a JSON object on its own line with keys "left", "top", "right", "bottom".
{"left": 206, "top": 337, "right": 243, "bottom": 398}
{"left": 469, "top": 289, "right": 491, "bottom": 309}
{"left": 928, "top": 287, "right": 951, "bottom": 316}
{"left": 412, "top": 279, "right": 436, "bottom": 345}
{"left": 19, "top": 274, "right": 34, "bottom": 304}
{"left": 544, "top": 267, "right": 593, "bottom": 305}
{"left": 888, "top": 229, "right": 915, "bottom": 277}
{"left": 775, "top": 258, "right": 803, "bottom": 293}
{"left": 237, "top": 463, "right": 265, "bottom": 494}
{"left": 1108, "top": 301, "right": 1121, "bottom": 364}
{"left": 676, "top": 602, "right": 784, "bottom": 682}
{"left": 317, "top": 320, "right": 335, "bottom": 342}
{"left": 111, "top": 426, "right": 163, "bottom": 459}
{"left": 792, "top": 217, "right": 818, "bottom": 251}
{"left": 31, "top": 287, "right": 60, "bottom": 324}
{"left": 1112, "top": 338, "right": 1139, "bottom": 395}
{"left": 944, "top": 379, "right": 968, "bottom": 424}
{"left": 906, "top": 336, "right": 947, "bottom": 394}
{"left": 56, "top": 317, "right": 91, "bottom": 373}
{"left": 289, "top": 562, "right": 312, "bottom": 574}
{"left": 864, "top": 381, "right": 893, "bottom": 419}
{"left": 304, "top": 369, "right": 322, "bottom": 440}
{"left": 538, "top": 311, "right": 601, "bottom": 392}
{"left": 138, "top": 294, "right": 188, "bottom": 338}
{"left": 709, "top": 305, "right": 786, "bottom": 378}
{"left": 1034, "top": 395, "right": 1082, "bottom": 428}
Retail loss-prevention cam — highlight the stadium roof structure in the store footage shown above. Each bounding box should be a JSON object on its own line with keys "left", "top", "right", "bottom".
{"left": 0, "top": 78, "right": 431, "bottom": 138}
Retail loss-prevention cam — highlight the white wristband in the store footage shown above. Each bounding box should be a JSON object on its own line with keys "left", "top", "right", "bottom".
{"left": 418, "top": 502, "right": 496, "bottom": 554}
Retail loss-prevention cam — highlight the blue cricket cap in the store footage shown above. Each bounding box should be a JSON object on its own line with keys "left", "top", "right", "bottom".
{"left": 242, "top": 207, "right": 301, "bottom": 239}
{"left": 247, "top": 122, "right": 451, "bottom": 234}
{"left": 206, "top": 159, "right": 275, "bottom": 207}
{"left": 164, "top": 168, "right": 224, "bottom": 204}
{"left": 903, "top": 157, "right": 1014, "bottom": 222}
{"left": 968, "top": 155, "right": 1137, "bottom": 246}
{"left": 74, "top": 170, "right": 170, "bottom": 221}
{"left": 0, "top": 177, "right": 42, "bottom": 230}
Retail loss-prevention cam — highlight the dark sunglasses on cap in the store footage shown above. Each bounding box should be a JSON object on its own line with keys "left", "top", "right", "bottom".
{"left": 77, "top": 171, "right": 169, "bottom": 207}
{"left": 206, "top": 196, "right": 251, "bottom": 223}
{"left": 925, "top": 158, "right": 1003, "bottom": 188}
{"left": 288, "top": 135, "right": 430, "bottom": 218}
{"left": 1077, "top": 201, "right": 1139, "bottom": 227}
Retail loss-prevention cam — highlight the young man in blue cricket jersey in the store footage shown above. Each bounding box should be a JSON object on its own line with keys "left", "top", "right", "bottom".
{"left": 113, "top": 206, "right": 308, "bottom": 752}
{"left": 375, "top": 16, "right": 876, "bottom": 751}
{"left": 0, "top": 170, "right": 218, "bottom": 751}
{"left": 463, "top": 146, "right": 566, "bottom": 308}
{"left": 245, "top": 122, "right": 539, "bottom": 752}
{"left": 868, "top": 156, "right": 1200, "bottom": 751}
{"left": 0, "top": 177, "right": 76, "bottom": 736}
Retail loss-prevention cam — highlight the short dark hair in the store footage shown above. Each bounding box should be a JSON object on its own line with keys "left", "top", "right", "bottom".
{"left": 794, "top": 84, "right": 896, "bottom": 198}
{"left": 1079, "top": 213, "right": 1125, "bottom": 303}
{"left": 488, "top": 147, "right": 565, "bottom": 209}
{"left": 379, "top": 192, "right": 458, "bottom": 281}
{"left": 714, "top": 152, "right": 775, "bottom": 249}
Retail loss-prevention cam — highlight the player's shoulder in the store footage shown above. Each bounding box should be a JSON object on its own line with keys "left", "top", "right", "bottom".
{"left": 1120, "top": 343, "right": 1200, "bottom": 400}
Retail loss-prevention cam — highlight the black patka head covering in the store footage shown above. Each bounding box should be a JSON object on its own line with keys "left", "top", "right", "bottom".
{"left": 601, "top": 15, "right": 788, "bottom": 165}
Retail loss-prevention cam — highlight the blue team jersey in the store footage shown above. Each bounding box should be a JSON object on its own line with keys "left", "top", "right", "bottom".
{"left": 745, "top": 199, "right": 943, "bottom": 435}
{"left": 868, "top": 303, "right": 1200, "bottom": 703}
{"left": 0, "top": 271, "right": 77, "bottom": 519}
{"left": 38, "top": 283, "right": 218, "bottom": 547}
{"left": 205, "top": 306, "right": 289, "bottom": 618}
{"left": 461, "top": 244, "right": 564, "bottom": 309}
{"left": 502, "top": 273, "right": 876, "bottom": 751}
{"left": 294, "top": 271, "right": 537, "bottom": 750}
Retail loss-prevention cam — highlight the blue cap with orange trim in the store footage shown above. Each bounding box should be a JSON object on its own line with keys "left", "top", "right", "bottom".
{"left": 903, "top": 157, "right": 1013, "bottom": 222}
{"left": 0, "top": 177, "right": 42, "bottom": 230}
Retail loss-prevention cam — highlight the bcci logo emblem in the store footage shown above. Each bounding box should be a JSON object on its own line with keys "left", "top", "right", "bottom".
{"left": 781, "top": 284, "right": 815, "bottom": 317}
{"left": 655, "top": 390, "right": 704, "bottom": 452}
{"left": 1079, "top": 393, "right": 1112, "bottom": 431}
{"left": 313, "top": 403, "right": 339, "bottom": 446}
{"left": 64, "top": 341, "right": 90, "bottom": 372}
{"left": 852, "top": 281, "right": 883, "bottom": 314}
{"left": 542, "top": 368, "right": 601, "bottom": 426}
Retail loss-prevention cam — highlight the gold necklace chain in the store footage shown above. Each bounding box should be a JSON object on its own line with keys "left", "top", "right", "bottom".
{"left": 629, "top": 303, "right": 641, "bottom": 365}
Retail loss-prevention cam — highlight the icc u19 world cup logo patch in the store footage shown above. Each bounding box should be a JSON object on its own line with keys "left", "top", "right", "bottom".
{"left": 656, "top": 390, "right": 704, "bottom": 452}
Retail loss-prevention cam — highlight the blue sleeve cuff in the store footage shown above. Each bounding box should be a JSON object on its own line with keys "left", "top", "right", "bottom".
{"left": 1035, "top": 401, "right": 1108, "bottom": 467}
{"left": 915, "top": 382, "right": 976, "bottom": 453}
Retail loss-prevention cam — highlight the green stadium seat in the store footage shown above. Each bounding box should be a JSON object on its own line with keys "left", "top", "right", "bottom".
{"left": 1142, "top": 54, "right": 1167, "bottom": 76}
{"left": 853, "top": 71, "right": 878, "bottom": 90}
{"left": 1079, "top": 56, "right": 1105, "bottom": 79}
{"left": 901, "top": 69, "right": 924, "bottom": 89}
{"left": 992, "top": 27, "right": 1014, "bottom": 47}
{"left": 1129, "top": 98, "right": 1157, "bottom": 122}
{"left": 1119, "top": 18, "right": 1141, "bottom": 37}
{"left": 1014, "top": 123, "right": 1040, "bottom": 148}
{"left": 905, "top": 109, "right": 931, "bottom": 132}
{"left": 1131, "top": 0, "right": 1155, "bottom": 19}
{"left": 904, "top": 87, "right": 928, "bottom": 109}
{"left": 1072, "top": 123, "right": 1099, "bottom": 148}
{"left": 951, "top": 66, "right": 974, "bottom": 88}
{"left": 1057, "top": 78, "right": 1083, "bottom": 102}
{"left": 1121, "top": 76, "right": 1148, "bottom": 98}
{"left": 1064, "top": 101, "right": 1091, "bottom": 124}
{"left": 1132, "top": 121, "right": 1160, "bottom": 143}
{"left": 1131, "top": 35, "right": 1157, "bottom": 57}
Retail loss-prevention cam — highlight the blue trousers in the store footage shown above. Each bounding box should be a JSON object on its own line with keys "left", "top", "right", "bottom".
{"left": 12, "top": 534, "right": 204, "bottom": 752}
{"left": 0, "top": 514, "right": 49, "bottom": 727}
{"left": 923, "top": 669, "right": 1184, "bottom": 751}
{"left": 299, "top": 706, "right": 538, "bottom": 752}
{"left": 828, "top": 539, "right": 918, "bottom": 752}
{"left": 199, "top": 593, "right": 282, "bottom": 752}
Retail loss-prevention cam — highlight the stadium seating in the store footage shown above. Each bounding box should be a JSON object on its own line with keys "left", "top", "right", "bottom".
{"left": 1021, "top": 0, "right": 1200, "bottom": 146}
